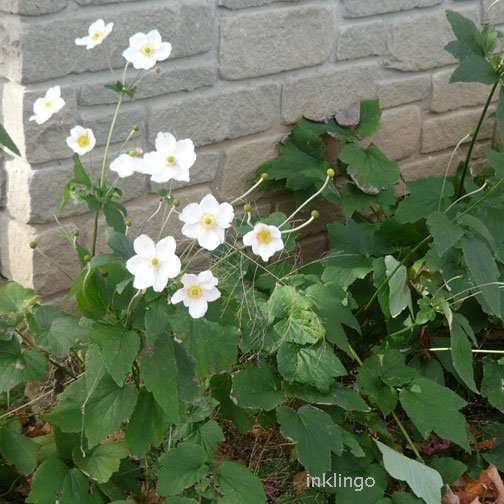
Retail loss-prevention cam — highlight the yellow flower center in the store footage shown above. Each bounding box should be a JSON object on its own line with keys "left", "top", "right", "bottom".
{"left": 141, "top": 44, "right": 154, "bottom": 56}
{"left": 256, "top": 228, "right": 273, "bottom": 245}
{"left": 91, "top": 31, "right": 103, "bottom": 41}
{"left": 200, "top": 213, "right": 216, "bottom": 230}
{"left": 187, "top": 285, "right": 203, "bottom": 299}
{"left": 150, "top": 257, "right": 160, "bottom": 267}
{"left": 77, "top": 134, "right": 90, "bottom": 148}
{"left": 44, "top": 100, "right": 53, "bottom": 108}
{"left": 166, "top": 155, "right": 176, "bottom": 167}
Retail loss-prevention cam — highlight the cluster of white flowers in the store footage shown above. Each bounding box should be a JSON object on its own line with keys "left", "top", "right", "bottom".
{"left": 29, "top": 19, "right": 289, "bottom": 319}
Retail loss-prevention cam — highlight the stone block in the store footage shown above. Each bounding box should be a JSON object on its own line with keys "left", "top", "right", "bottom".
{"left": 483, "top": 0, "right": 504, "bottom": 25}
{"left": 342, "top": 0, "right": 441, "bottom": 17}
{"left": 149, "top": 83, "right": 280, "bottom": 147}
{"left": 336, "top": 21, "right": 387, "bottom": 61}
{"left": 377, "top": 73, "right": 431, "bottom": 108}
{"left": 0, "top": 0, "right": 67, "bottom": 14}
{"left": 282, "top": 64, "right": 377, "bottom": 123}
{"left": 219, "top": 0, "right": 300, "bottom": 8}
{"left": 219, "top": 5, "right": 334, "bottom": 80}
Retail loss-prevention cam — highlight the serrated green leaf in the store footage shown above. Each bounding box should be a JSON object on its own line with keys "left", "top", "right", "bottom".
{"left": 273, "top": 306, "right": 325, "bottom": 345}
{"left": 217, "top": 462, "right": 267, "bottom": 504}
{"left": 27, "top": 455, "right": 68, "bottom": 504}
{"left": 0, "top": 420, "right": 38, "bottom": 475}
{"left": 356, "top": 99, "right": 382, "bottom": 138}
{"left": 73, "top": 442, "right": 128, "bottom": 484}
{"left": 450, "top": 55, "right": 498, "bottom": 84}
{"left": 277, "top": 341, "right": 346, "bottom": 392}
{"left": 340, "top": 143, "right": 400, "bottom": 191}
{"left": 231, "top": 365, "right": 284, "bottom": 411}
{"left": 60, "top": 468, "right": 95, "bottom": 504}
{"left": 385, "top": 255, "right": 412, "bottom": 318}
{"left": 189, "top": 420, "right": 225, "bottom": 458}
{"left": 429, "top": 456, "right": 467, "bottom": 484}
{"left": 481, "top": 357, "right": 504, "bottom": 413}
{"left": 445, "top": 10, "right": 485, "bottom": 58}
{"left": 426, "top": 211, "right": 464, "bottom": 256}
{"left": 450, "top": 314, "right": 478, "bottom": 393}
{"left": 399, "top": 377, "right": 469, "bottom": 450}
{"left": 376, "top": 440, "right": 443, "bottom": 504}
{"left": 157, "top": 443, "right": 209, "bottom": 497}
{"left": 88, "top": 324, "right": 140, "bottom": 386}
{"left": 0, "top": 282, "right": 37, "bottom": 313}
{"left": 107, "top": 230, "right": 134, "bottom": 260}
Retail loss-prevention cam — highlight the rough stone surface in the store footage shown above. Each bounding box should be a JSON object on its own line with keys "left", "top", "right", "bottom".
{"left": 422, "top": 109, "right": 496, "bottom": 154}
{"left": 483, "top": 0, "right": 504, "bottom": 24}
{"left": 431, "top": 68, "right": 492, "bottom": 113}
{"left": 0, "top": 0, "right": 67, "bottom": 14}
{"left": 219, "top": 6, "right": 334, "bottom": 80}
{"left": 219, "top": 0, "right": 300, "bottom": 8}
{"left": 377, "top": 74, "right": 432, "bottom": 108}
{"left": 386, "top": 7, "right": 479, "bottom": 71}
{"left": 337, "top": 21, "right": 387, "bottom": 61}
{"left": 367, "top": 106, "right": 422, "bottom": 161}
{"left": 282, "top": 65, "right": 377, "bottom": 123}
{"left": 149, "top": 84, "right": 280, "bottom": 147}
{"left": 343, "top": 0, "right": 441, "bottom": 17}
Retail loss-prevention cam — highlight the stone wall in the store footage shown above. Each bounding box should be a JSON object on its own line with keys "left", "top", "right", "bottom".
{"left": 0, "top": 0, "right": 498, "bottom": 299}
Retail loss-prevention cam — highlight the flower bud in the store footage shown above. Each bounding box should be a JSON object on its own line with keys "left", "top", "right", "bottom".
{"left": 172, "top": 198, "right": 180, "bottom": 208}
{"left": 29, "top": 240, "right": 37, "bottom": 249}
{"left": 73, "top": 229, "right": 80, "bottom": 237}
{"left": 124, "top": 217, "right": 132, "bottom": 227}
{"left": 243, "top": 203, "right": 253, "bottom": 213}
{"left": 83, "top": 255, "right": 91, "bottom": 263}
{"left": 311, "top": 209, "right": 320, "bottom": 220}
{"left": 128, "top": 149, "right": 138, "bottom": 158}
{"left": 132, "top": 124, "right": 140, "bottom": 133}
{"left": 260, "top": 173, "right": 268, "bottom": 181}
{"left": 326, "top": 168, "right": 335, "bottom": 178}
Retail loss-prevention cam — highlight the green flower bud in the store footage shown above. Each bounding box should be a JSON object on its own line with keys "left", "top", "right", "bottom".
{"left": 311, "top": 209, "right": 320, "bottom": 220}
{"left": 326, "top": 168, "right": 335, "bottom": 178}
{"left": 260, "top": 173, "right": 269, "bottom": 181}
{"left": 243, "top": 203, "right": 253, "bottom": 213}
{"left": 29, "top": 241, "right": 37, "bottom": 249}
{"left": 124, "top": 217, "right": 132, "bottom": 227}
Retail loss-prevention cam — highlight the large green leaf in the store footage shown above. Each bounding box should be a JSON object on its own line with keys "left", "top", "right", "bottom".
{"left": 59, "top": 468, "right": 95, "bottom": 503}
{"left": 277, "top": 405, "right": 355, "bottom": 474}
{"left": 73, "top": 442, "right": 128, "bottom": 484}
{"left": 157, "top": 443, "right": 209, "bottom": 497}
{"left": 188, "top": 420, "right": 224, "bottom": 458}
{"left": 27, "top": 455, "right": 68, "bottom": 504}
{"left": 0, "top": 420, "right": 38, "bottom": 475}
{"left": 450, "top": 314, "right": 477, "bottom": 393}
{"left": 376, "top": 440, "right": 443, "bottom": 504}
{"left": 88, "top": 323, "right": 140, "bottom": 386}
{"left": 445, "top": 10, "right": 486, "bottom": 60}
{"left": 481, "top": 357, "right": 504, "bottom": 413}
{"left": 426, "top": 211, "right": 464, "bottom": 256}
{"left": 385, "top": 255, "right": 412, "bottom": 318}
{"left": 399, "top": 377, "right": 469, "bottom": 450}
{"left": 231, "top": 365, "right": 284, "bottom": 411}
{"left": 217, "top": 462, "right": 267, "bottom": 504}
{"left": 450, "top": 55, "right": 498, "bottom": 84}
{"left": 0, "top": 282, "right": 37, "bottom": 313}
{"left": 340, "top": 143, "right": 400, "bottom": 191}
{"left": 273, "top": 306, "right": 325, "bottom": 346}
{"left": 277, "top": 341, "right": 346, "bottom": 392}
{"left": 126, "top": 389, "right": 166, "bottom": 456}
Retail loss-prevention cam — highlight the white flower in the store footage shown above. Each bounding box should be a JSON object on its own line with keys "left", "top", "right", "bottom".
{"left": 29, "top": 86, "right": 65, "bottom": 125}
{"left": 126, "top": 234, "right": 181, "bottom": 292}
{"left": 143, "top": 132, "right": 196, "bottom": 183}
{"left": 122, "top": 30, "right": 172, "bottom": 70}
{"left": 171, "top": 271, "right": 221, "bottom": 319}
{"left": 243, "top": 223, "right": 284, "bottom": 262}
{"left": 66, "top": 126, "right": 96, "bottom": 156}
{"left": 110, "top": 152, "right": 143, "bottom": 178}
{"left": 179, "top": 194, "right": 234, "bottom": 251}
{"left": 75, "top": 19, "right": 114, "bottom": 49}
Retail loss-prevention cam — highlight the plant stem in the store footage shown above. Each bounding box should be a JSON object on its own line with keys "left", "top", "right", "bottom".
{"left": 456, "top": 79, "right": 500, "bottom": 199}
{"left": 428, "top": 347, "right": 504, "bottom": 354}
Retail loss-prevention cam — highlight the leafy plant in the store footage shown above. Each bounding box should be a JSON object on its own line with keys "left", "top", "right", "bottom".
{"left": 1, "top": 9, "right": 504, "bottom": 504}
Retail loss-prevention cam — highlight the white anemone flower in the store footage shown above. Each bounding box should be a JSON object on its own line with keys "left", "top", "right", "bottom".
{"left": 126, "top": 234, "right": 181, "bottom": 292}
{"left": 171, "top": 271, "right": 221, "bottom": 319}
{"left": 179, "top": 194, "right": 234, "bottom": 251}
{"left": 66, "top": 126, "right": 96, "bottom": 156}
{"left": 243, "top": 223, "right": 284, "bottom": 262}
{"left": 143, "top": 132, "right": 196, "bottom": 183}
{"left": 110, "top": 152, "right": 143, "bottom": 178}
{"left": 75, "top": 19, "right": 114, "bottom": 49}
{"left": 29, "top": 86, "right": 65, "bottom": 125}
{"left": 122, "top": 30, "right": 172, "bottom": 70}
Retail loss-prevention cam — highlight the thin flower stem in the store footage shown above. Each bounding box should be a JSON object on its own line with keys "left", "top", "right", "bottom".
{"left": 280, "top": 176, "right": 331, "bottom": 228}
{"left": 456, "top": 79, "right": 500, "bottom": 198}
{"left": 100, "top": 94, "right": 124, "bottom": 190}
{"left": 444, "top": 181, "right": 488, "bottom": 214}
{"left": 428, "top": 347, "right": 504, "bottom": 354}
{"left": 230, "top": 177, "right": 265, "bottom": 205}
{"left": 281, "top": 216, "right": 315, "bottom": 235}
{"left": 158, "top": 206, "right": 176, "bottom": 239}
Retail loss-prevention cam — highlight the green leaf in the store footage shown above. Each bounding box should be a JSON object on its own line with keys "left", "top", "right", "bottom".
{"left": 429, "top": 456, "right": 467, "bottom": 484}
{"left": 277, "top": 405, "right": 348, "bottom": 474}
{"left": 462, "top": 237, "right": 502, "bottom": 318}
{"left": 0, "top": 420, "right": 38, "bottom": 475}
{"left": 0, "top": 281, "right": 37, "bottom": 313}
{"left": 104, "top": 202, "right": 126, "bottom": 234}
{"left": 450, "top": 55, "right": 498, "bottom": 84}
{"left": 60, "top": 468, "right": 95, "bottom": 503}
{"left": 46, "top": 378, "right": 87, "bottom": 433}
{"left": 84, "top": 375, "right": 138, "bottom": 448}
{"left": 144, "top": 299, "right": 172, "bottom": 346}
{"left": 484, "top": 146, "right": 504, "bottom": 178}
{"left": 231, "top": 365, "right": 284, "bottom": 411}
{"left": 277, "top": 341, "right": 346, "bottom": 392}
{"left": 395, "top": 178, "right": 454, "bottom": 223}
{"left": 27, "top": 455, "right": 68, "bottom": 504}
{"left": 481, "top": 357, "right": 504, "bottom": 413}
{"left": 107, "top": 230, "right": 134, "bottom": 260}
{"left": 340, "top": 143, "right": 400, "bottom": 191}
{"left": 427, "top": 211, "right": 464, "bottom": 256}
{"left": 126, "top": 389, "right": 166, "bottom": 457}
{"left": 269, "top": 284, "right": 310, "bottom": 318}
{"left": 157, "top": 443, "right": 209, "bottom": 497}
{"left": 0, "top": 123, "right": 20, "bottom": 155}
{"left": 72, "top": 154, "right": 92, "bottom": 188}
{"left": 327, "top": 219, "right": 379, "bottom": 257}
{"left": 450, "top": 314, "right": 478, "bottom": 393}
{"left": 217, "top": 462, "right": 267, "bottom": 504}
{"left": 273, "top": 306, "right": 325, "bottom": 345}
{"left": 399, "top": 377, "right": 469, "bottom": 450}
{"left": 73, "top": 442, "right": 128, "bottom": 484}
{"left": 376, "top": 440, "right": 443, "bottom": 504}
{"left": 496, "top": 88, "right": 504, "bottom": 143}
{"left": 385, "top": 255, "right": 412, "bottom": 319}
{"left": 356, "top": 99, "right": 382, "bottom": 138}
{"left": 88, "top": 324, "right": 140, "bottom": 386}
{"left": 189, "top": 420, "right": 224, "bottom": 458}
{"left": 445, "top": 10, "right": 485, "bottom": 58}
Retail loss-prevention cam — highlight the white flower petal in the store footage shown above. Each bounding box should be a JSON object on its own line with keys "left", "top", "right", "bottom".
{"left": 171, "top": 288, "right": 185, "bottom": 304}
{"left": 110, "top": 154, "right": 136, "bottom": 178}
{"left": 198, "top": 270, "right": 217, "bottom": 288}
{"left": 156, "top": 42, "right": 172, "bottom": 62}
{"left": 180, "top": 223, "right": 201, "bottom": 240}
{"left": 134, "top": 234, "right": 156, "bottom": 258}
{"left": 243, "top": 229, "right": 255, "bottom": 246}
{"left": 152, "top": 267, "right": 170, "bottom": 293}
{"left": 188, "top": 298, "right": 208, "bottom": 319}
{"left": 132, "top": 263, "right": 155, "bottom": 289}
{"left": 155, "top": 131, "right": 176, "bottom": 153}
{"left": 200, "top": 194, "right": 219, "bottom": 213}
{"left": 181, "top": 273, "right": 199, "bottom": 287}
{"left": 160, "top": 255, "right": 181, "bottom": 279}
{"left": 126, "top": 255, "right": 148, "bottom": 275}
{"left": 216, "top": 203, "right": 234, "bottom": 227}
{"left": 204, "top": 287, "right": 221, "bottom": 302}
{"left": 198, "top": 230, "right": 221, "bottom": 251}
{"left": 156, "top": 236, "right": 176, "bottom": 258}
{"left": 180, "top": 203, "right": 202, "bottom": 224}
{"left": 147, "top": 29, "right": 162, "bottom": 47}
